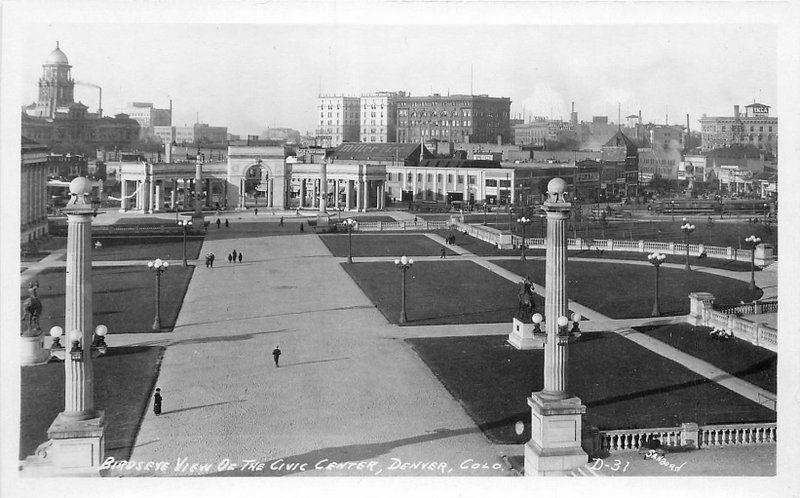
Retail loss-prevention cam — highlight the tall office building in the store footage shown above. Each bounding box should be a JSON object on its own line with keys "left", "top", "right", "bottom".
{"left": 359, "top": 91, "right": 403, "bottom": 143}
{"left": 316, "top": 95, "right": 361, "bottom": 147}
{"left": 396, "top": 93, "right": 511, "bottom": 144}
{"left": 699, "top": 103, "right": 777, "bottom": 157}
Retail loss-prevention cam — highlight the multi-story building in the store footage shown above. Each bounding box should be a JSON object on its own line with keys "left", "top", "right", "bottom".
{"left": 513, "top": 119, "right": 549, "bottom": 147}
{"left": 316, "top": 95, "right": 361, "bottom": 147}
{"left": 21, "top": 137, "right": 50, "bottom": 246}
{"left": 699, "top": 103, "right": 777, "bottom": 157}
{"left": 125, "top": 102, "right": 172, "bottom": 136}
{"left": 359, "top": 92, "right": 403, "bottom": 143}
{"left": 396, "top": 93, "right": 511, "bottom": 145}
{"left": 193, "top": 123, "right": 228, "bottom": 145}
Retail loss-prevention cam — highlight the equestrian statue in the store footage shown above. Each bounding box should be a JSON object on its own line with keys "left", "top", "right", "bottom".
{"left": 21, "top": 281, "right": 43, "bottom": 336}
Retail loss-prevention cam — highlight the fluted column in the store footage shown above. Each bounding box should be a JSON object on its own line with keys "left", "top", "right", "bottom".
{"left": 319, "top": 162, "right": 328, "bottom": 213}
{"left": 542, "top": 207, "right": 570, "bottom": 398}
{"left": 194, "top": 160, "right": 202, "bottom": 215}
{"left": 63, "top": 206, "right": 95, "bottom": 419}
{"left": 119, "top": 180, "right": 128, "bottom": 212}
{"left": 267, "top": 178, "right": 274, "bottom": 207}
{"left": 345, "top": 180, "right": 352, "bottom": 210}
{"left": 170, "top": 179, "right": 177, "bottom": 210}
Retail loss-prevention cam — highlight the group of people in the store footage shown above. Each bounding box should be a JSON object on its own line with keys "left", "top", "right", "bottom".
{"left": 709, "top": 327, "right": 733, "bottom": 341}
{"left": 227, "top": 249, "right": 244, "bottom": 263}
{"left": 215, "top": 218, "right": 229, "bottom": 229}
{"left": 204, "top": 253, "right": 216, "bottom": 268}
{"left": 444, "top": 234, "right": 457, "bottom": 245}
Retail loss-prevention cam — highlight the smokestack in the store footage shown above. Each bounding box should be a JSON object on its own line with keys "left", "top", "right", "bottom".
{"left": 734, "top": 105, "right": 740, "bottom": 118}
{"left": 686, "top": 113, "right": 690, "bottom": 148}
{"left": 98, "top": 87, "right": 102, "bottom": 118}
{"left": 638, "top": 109, "right": 642, "bottom": 125}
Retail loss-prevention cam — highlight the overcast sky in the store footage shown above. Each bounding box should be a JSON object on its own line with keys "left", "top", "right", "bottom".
{"left": 17, "top": 22, "right": 775, "bottom": 136}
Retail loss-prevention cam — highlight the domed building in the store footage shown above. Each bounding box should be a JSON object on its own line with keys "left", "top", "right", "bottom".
{"left": 25, "top": 42, "right": 76, "bottom": 119}
{"left": 22, "top": 43, "right": 141, "bottom": 156}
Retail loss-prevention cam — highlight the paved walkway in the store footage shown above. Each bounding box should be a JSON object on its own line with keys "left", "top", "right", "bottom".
{"left": 121, "top": 233, "right": 512, "bottom": 477}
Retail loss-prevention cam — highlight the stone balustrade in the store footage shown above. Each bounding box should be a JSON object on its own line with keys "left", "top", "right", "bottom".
{"left": 688, "top": 292, "right": 777, "bottom": 352}
{"left": 339, "top": 220, "right": 450, "bottom": 232}
{"left": 450, "top": 222, "right": 775, "bottom": 266}
{"left": 593, "top": 422, "right": 776, "bottom": 454}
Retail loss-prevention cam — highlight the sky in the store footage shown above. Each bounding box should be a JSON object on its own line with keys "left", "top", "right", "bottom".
{"left": 15, "top": 22, "right": 776, "bottom": 137}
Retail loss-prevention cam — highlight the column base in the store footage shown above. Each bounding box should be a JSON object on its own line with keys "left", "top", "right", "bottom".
{"left": 508, "top": 318, "right": 545, "bottom": 350}
{"left": 20, "top": 411, "right": 105, "bottom": 476}
{"left": 524, "top": 394, "right": 587, "bottom": 476}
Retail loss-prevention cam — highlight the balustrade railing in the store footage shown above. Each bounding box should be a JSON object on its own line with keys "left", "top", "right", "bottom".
{"left": 597, "top": 422, "right": 776, "bottom": 453}
{"left": 697, "top": 423, "right": 776, "bottom": 447}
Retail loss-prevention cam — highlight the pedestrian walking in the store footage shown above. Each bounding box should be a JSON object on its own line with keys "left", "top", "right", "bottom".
{"left": 225, "top": 219, "right": 230, "bottom": 228}
{"left": 440, "top": 247, "right": 446, "bottom": 259}
{"left": 232, "top": 249, "right": 238, "bottom": 261}
{"left": 209, "top": 253, "right": 215, "bottom": 267}
{"left": 279, "top": 217, "right": 284, "bottom": 227}
{"left": 272, "top": 346, "right": 281, "bottom": 367}
{"left": 216, "top": 218, "right": 221, "bottom": 229}
{"left": 153, "top": 388, "right": 162, "bottom": 415}
{"left": 205, "top": 254, "right": 210, "bottom": 268}
{"left": 228, "top": 253, "right": 233, "bottom": 264}
{"left": 300, "top": 222, "right": 304, "bottom": 232}
{"left": 238, "top": 252, "right": 243, "bottom": 263}
{"left": 254, "top": 208, "right": 258, "bottom": 216}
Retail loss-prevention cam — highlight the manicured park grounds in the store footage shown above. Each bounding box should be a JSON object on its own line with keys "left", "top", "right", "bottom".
{"left": 30, "top": 265, "right": 194, "bottom": 334}
{"left": 92, "top": 236, "right": 204, "bottom": 261}
{"left": 341, "top": 260, "right": 540, "bottom": 325}
{"left": 321, "top": 234, "right": 457, "bottom": 258}
{"left": 406, "top": 333, "right": 776, "bottom": 444}
{"left": 493, "top": 259, "right": 760, "bottom": 319}
{"left": 20, "top": 345, "right": 164, "bottom": 460}
{"left": 635, "top": 323, "right": 776, "bottom": 393}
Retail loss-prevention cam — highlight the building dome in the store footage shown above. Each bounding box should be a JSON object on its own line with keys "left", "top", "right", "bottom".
{"left": 45, "top": 43, "right": 69, "bottom": 65}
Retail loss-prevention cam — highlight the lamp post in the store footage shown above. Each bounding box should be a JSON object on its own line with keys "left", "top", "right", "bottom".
{"left": 394, "top": 255, "right": 413, "bottom": 324}
{"left": 483, "top": 202, "right": 488, "bottom": 225}
{"left": 763, "top": 203, "right": 769, "bottom": 224}
{"left": 680, "top": 218, "right": 696, "bottom": 271}
{"left": 745, "top": 235, "right": 761, "bottom": 292}
{"left": 508, "top": 206, "right": 515, "bottom": 231}
{"left": 178, "top": 219, "right": 192, "bottom": 266}
{"left": 517, "top": 216, "right": 531, "bottom": 261}
{"left": 344, "top": 218, "right": 357, "bottom": 264}
{"left": 539, "top": 213, "right": 546, "bottom": 238}
{"left": 647, "top": 251, "right": 667, "bottom": 316}
{"left": 147, "top": 258, "right": 169, "bottom": 331}
{"left": 670, "top": 200, "right": 676, "bottom": 222}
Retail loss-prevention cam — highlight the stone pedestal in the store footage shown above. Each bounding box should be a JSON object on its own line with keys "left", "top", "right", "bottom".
{"left": 22, "top": 412, "right": 106, "bottom": 476}
{"left": 524, "top": 394, "right": 587, "bottom": 476}
{"left": 316, "top": 213, "right": 331, "bottom": 228}
{"left": 508, "top": 318, "right": 546, "bottom": 350}
{"left": 20, "top": 332, "right": 50, "bottom": 366}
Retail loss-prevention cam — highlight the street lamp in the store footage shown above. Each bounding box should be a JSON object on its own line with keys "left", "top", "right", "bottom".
{"left": 539, "top": 213, "right": 546, "bottom": 238}
{"left": 147, "top": 258, "right": 169, "bottom": 331}
{"left": 570, "top": 313, "right": 582, "bottom": 338}
{"left": 49, "top": 324, "right": 108, "bottom": 361}
{"left": 483, "top": 202, "right": 488, "bottom": 225}
{"left": 763, "top": 203, "right": 769, "bottom": 224}
{"left": 394, "top": 256, "right": 414, "bottom": 324}
{"left": 178, "top": 219, "right": 192, "bottom": 266}
{"left": 745, "top": 235, "right": 761, "bottom": 292}
{"left": 517, "top": 216, "right": 532, "bottom": 261}
{"left": 680, "top": 218, "right": 696, "bottom": 271}
{"left": 647, "top": 251, "right": 667, "bottom": 316}
{"left": 670, "top": 200, "right": 676, "bottom": 222}
{"left": 344, "top": 218, "right": 357, "bottom": 264}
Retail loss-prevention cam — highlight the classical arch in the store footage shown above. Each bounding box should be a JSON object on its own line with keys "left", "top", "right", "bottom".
{"left": 242, "top": 163, "right": 267, "bottom": 206}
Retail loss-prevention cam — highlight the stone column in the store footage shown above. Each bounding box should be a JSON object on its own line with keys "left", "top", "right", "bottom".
{"left": 119, "top": 180, "right": 128, "bottom": 212}
{"left": 194, "top": 160, "right": 202, "bottom": 215}
{"left": 154, "top": 182, "right": 162, "bottom": 212}
{"left": 147, "top": 169, "right": 155, "bottom": 212}
{"left": 205, "top": 179, "right": 211, "bottom": 207}
{"left": 170, "top": 180, "right": 177, "bottom": 210}
{"left": 361, "top": 180, "right": 367, "bottom": 211}
{"left": 345, "top": 180, "right": 352, "bottom": 210}
{"left": 299, "top": 178, "right": 306, "bottom": 208}
{"left": 268, "top": 178, "right": 274, "bottom": 207}
{"left": 319, "top": 163, "right": 328, "bottom": 213}
{"left": 524, "top": 177, "right": 587, "bottom": 477}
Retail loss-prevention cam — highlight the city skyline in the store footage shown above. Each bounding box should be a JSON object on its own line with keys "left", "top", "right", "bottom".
{"left": 17, "top": 22, "right": 775, "bottom": 138}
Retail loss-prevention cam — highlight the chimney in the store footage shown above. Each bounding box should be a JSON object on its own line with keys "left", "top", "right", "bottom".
{"left": 497, "top": 134, "right": 502, "bottom": 146}
{"left": 98, "top": 87, "right": 103, "bottom": 118}
{"left": 638, "top": 110, "right": 642, "bottom": 125}
{"left": 734, "top": 105, "right": 740, "bottom": 118}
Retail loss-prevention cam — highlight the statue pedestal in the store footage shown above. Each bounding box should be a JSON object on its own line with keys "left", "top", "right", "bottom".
{"left": 508, "top": 318, "right": 545, "bottom": 350}
{"left": 21, "top": 412, "right": 106, "bottom": 476}
{"left": 316, "top": 213, "right": 331, "bottom": 228}
{"left": 20, "top": 331, "right": 50, "bottom": 366}
{"left": 524, "top": 394, "right": 588, "bottom": 476}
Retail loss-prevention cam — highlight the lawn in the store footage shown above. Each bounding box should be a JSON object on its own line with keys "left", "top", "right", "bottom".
{"left": 20, "top": 345, "right": 164, "bottom": 461}
{"left": 634, "top": 323, "right": 777, "bottom": 393}
{"left": 406, "top": 333, "right": 776, "bottom": 444}
{"left": 341, "top": 260, "right": 539, "bottom": 325}
{"left": 204, "top": 221, "right": 315, "bottom": 240}
{"left": 92, "top": 236, "right": 204, "bottom": 261}
{"left": 492, "top": 259, "right": 760, "bottom": 318}
{"left": 30, "top": 265, "right": 194, "bottom": 334}
{"left": 320, "top": 234, "right": 457, "bottom": 258}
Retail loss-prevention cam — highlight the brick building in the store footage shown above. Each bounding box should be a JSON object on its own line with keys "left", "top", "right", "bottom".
{"left": 699, "top": 103, "right": 777, "bottom": 157}
{"left": 396, "top": 93, "right": 511, "bottom": 144}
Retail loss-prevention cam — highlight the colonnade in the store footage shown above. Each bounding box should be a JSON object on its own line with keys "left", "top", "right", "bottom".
{"left": 296, "top": 178, "right": 385, "bottom": 212}
{"left": 119, "top": 177, "right": 222, "bottom": 213}
{"left": 238, "top": 177, "right": 276, "bottom": 210}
